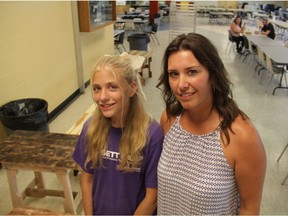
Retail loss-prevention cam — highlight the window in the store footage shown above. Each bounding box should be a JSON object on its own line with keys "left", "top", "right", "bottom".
{"left": 78, "top": 1, "right": 116, "bottom": 32}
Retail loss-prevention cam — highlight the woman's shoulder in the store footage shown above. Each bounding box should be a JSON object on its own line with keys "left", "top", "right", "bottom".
{"left": 230, "top": 21, "right": 236, "bottom": 27}
{"left": 223, "top": 115, "right": 265, "bottom": 168}
{"left": 160, "top": 111, "right": 177, "bottom": 134}
{"left": 231, "top": 115, "right": 257, "bottom": 135}
{"left": 229, "top": 115, "right": 263, "bottom": 150}
{"left": 230, "top": 22, "right": 239, "bottom": 32}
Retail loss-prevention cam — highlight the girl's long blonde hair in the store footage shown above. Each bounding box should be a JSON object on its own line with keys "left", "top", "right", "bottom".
{"left": 85, "top": 53, "right": 152, "bottom": 172}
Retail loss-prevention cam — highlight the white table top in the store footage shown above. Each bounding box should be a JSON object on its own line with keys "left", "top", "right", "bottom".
{"left": 260, "top": 46, "right": 288, "bottom": 65}
{"left": 253, "top": 12, "right": 268, "bottom": 18}
{"left": 114, "top": 29, "right": 124, "bottom": 37}
{"left": 270, "top": 19, "right": 288, "bottom": 29}
{"left": 116, "top": 18, "right": 149, "bottom": 24}
{"left": 123, "top": 14, "right": 149, "bottom": 18}
{"left": 196, "top": 7, "right": 225, "bottom": 11}
{"left": 227, "top": 8, "right": 253, "bottom": 13}
{"left": 209, "top": 11, "right": 234, "bottom": 16}
{"left": 245, "top": 35, "right": 284, "bottom": 46}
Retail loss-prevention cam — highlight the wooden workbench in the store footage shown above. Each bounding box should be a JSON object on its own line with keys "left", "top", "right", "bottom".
{"left": 0, "top": 130, "right": 81, "bottom": 215}
{"left": 129, "top": 50, "right": 153, "bottom": 85}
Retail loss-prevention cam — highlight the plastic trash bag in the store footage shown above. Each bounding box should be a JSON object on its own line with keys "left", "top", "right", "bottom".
{"left": 0, "top": 98, "right": 48, "bottom": 130}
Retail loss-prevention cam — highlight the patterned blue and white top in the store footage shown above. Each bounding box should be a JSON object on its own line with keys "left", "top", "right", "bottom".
{"left": 158, "top": 115, "right": 240, "bottom": 215}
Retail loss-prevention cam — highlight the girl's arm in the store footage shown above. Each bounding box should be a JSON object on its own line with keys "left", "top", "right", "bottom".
{"left": 134, "top": 188, "right": 157, "bottom": 215}
{"left": 80, "top": 171, "right": 94, "bottom": 215}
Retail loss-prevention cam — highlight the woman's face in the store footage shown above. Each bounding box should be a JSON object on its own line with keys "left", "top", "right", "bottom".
{"left": 236, "top": 17, "right": 241, "bottom": 24}
{"left": 167, "top": 50, "right": 213, "bottom": 111}
{"left": 92, "top": 67, "right": 134, "bottom": 127}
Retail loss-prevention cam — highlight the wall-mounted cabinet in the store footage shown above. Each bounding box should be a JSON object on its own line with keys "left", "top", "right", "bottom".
{"left": 77, "top": 1, "right": 116, "bottom": 32}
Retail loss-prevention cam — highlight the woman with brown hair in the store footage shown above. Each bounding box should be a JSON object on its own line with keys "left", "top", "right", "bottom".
{"left": 157, "top": 33, "right": 266, "bottom": 215}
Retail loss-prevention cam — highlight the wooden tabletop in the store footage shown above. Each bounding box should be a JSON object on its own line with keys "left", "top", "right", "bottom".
{"left": 66, "top": 104, "right": 95, "bottom": 135}
{"left": 129, "top": 50, "right": 153, "bottom": 59}
{"left": 0, "top": 130, "right": 79, "bottom": 171}
{"left": 8, "top": 207, "right": 73, "bottom": 215}
{"left": 130, "top": 55, "right": 145, "bottom": 71}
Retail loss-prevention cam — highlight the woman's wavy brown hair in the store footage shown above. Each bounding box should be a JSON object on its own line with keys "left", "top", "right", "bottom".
{"left": 156, "top": 33, "right": 248, "bottom": 144}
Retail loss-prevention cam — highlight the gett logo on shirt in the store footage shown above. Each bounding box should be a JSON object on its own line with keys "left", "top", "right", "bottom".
{"left": 102, "top": 151, "right": 142, "bottom": 172}
{"left": 103, "top": 150, "right": 120, "bottom": 161}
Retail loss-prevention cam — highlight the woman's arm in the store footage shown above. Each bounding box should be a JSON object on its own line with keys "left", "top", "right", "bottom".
{"left": 80, "top": 171, "right": 94, "bottom": 215}
{"left": 232, "top": 120, "right": 266, "bottom": 215}
{"left": 134, "top": 188, "right": 157, "bottom": 215}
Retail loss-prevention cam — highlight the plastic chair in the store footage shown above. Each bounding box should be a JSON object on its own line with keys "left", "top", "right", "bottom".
{"left": 114, "top": 31, "right": 126, "bottom": 54}
{"left": 225, "top": 30, "right": 237, "bottom": 53}
{"left": 162, "top": 10, "right": 170, "bottom": 22}
{"left": 144, "top": 23, "right": 160, "bottom": 45}
{"left": 246, "top": 12, "right": 255, "bottom": 26}
{"left": 254, "top": 46, "right": 266, "bottom": 82}
{"left": 114, "top": 22, "right": 125, "bottom": 30}
{"left": 264, "top": 55, "right": 285, "bottom": 92}
{"left": 125, "top": 21, "right": 136, "bottom": 33}
{"left": 132, "top": 18, "right": 144, "bottom": 31}
{"left": 242, "top": 40, "right": 257, "bottom": 63}
{"left": 144, "top": 9, "right": 149, "bottom": 14}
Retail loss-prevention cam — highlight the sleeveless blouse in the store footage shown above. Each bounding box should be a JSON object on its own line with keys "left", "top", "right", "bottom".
{"left": 157, "top": 116, "right": 240, "bottom": 215}
{"left": 231, "top": 22, "right": 241, "bottom": 37}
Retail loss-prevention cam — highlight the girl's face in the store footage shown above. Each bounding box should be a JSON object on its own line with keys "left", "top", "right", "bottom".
{"left": 167, "top": 50, "right": 213, "bottom": 112}
{"left": 92, "top": 67, "right": 136, "bottom": 128}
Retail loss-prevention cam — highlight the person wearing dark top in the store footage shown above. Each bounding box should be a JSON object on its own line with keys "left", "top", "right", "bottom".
{"left": 255, "top": 18, "right": 275, "bottom": 39}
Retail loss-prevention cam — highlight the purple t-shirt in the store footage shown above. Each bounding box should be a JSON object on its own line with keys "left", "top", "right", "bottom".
{"left": 72, "top": 119, "right": 164, "bottom": 215}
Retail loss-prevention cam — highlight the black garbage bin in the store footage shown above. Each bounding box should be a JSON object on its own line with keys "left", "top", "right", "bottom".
{"left": 0, "top": 98, "right": 49, "bottom": 134}
{"left": 127, "top": 33, "right": 150, "bottom": 51}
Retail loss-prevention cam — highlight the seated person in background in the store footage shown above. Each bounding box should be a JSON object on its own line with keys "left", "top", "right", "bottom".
{"left": 255, "top": 17, "right": 275, "bottom": 39}
{"left": 230, "top": 16, "right": 248, "bottom": 53}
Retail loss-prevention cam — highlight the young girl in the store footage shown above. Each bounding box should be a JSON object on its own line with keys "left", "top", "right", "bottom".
{"left": 73, "top": 53, "right": 163, "bottom": 215}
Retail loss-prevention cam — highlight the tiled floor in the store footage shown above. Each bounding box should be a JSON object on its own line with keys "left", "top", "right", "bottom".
{"left": 0, "top": 17, "right": 288, "bottom": 215}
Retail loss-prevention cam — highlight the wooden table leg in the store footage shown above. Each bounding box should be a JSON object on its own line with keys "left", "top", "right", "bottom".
{"left": 34, "top": 171, "right": 45, "bottom": 190}
{"left": 148, "top": 57, "right": 152, "bottom": 78}
{"left": 24, "top": 171, "right": 46, "bottom": 198}
{"left": 6, "top": 169, "right": 24, "bottom": 208}
{"left": 56, "top": 171, "right": 77, "bottom": 215}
